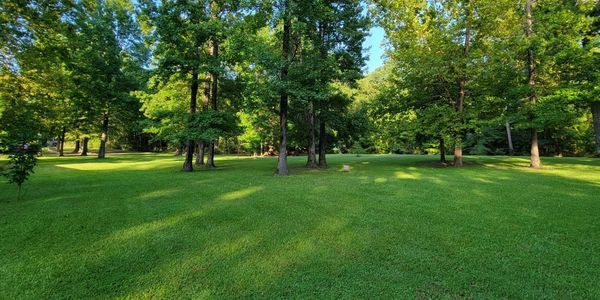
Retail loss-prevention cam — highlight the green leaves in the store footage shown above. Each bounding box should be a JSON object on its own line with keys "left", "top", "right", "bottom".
{"left": 2, "top": 143, "right": 40, "bottom": 198}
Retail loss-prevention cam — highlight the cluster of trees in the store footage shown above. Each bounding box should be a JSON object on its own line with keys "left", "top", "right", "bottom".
{"left": 1, "top": 0, "right": 599, "bottom": 185}
{"left": 353, "top": 0, "right": 600, "bottom": 168}
{"left": 1, "top": 0, "right": 149, "bottom": 158}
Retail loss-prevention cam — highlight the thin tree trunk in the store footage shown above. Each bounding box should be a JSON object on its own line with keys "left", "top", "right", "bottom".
{"left": 98, "top": 114, "right": 109, "bottom": 159}
{"left": 80, "top": 137, "right": 89, "bottom": 156}
{"left": 306, "top": 101, "right": 318, "bottom": 168}
{"left": 505, "top": 120, "right": 514, "bottom": 155}
{"left": 318, "top": 116, "right": 327, "bottom": 168}
{"left": 555, "top": 136, "right": 563, "bottom": 157}
{"left": 182, "top": 70, "right": 199, "bottom": 171}
{"left": 530, "top": 128, "right": 541, "bottom": 167}
{"left": 439, "top": 137, "right": 446, "bottom": 163}
{"left": 592, "top": 101, "right": 600, "bottom": 156}
{"left": 277, "top": 0, "right": 290, "bottom": 175}
{"left": 526, "top": 0, "right": 540, "bottom": 168}
{"left": 196, "top": 74, "right": 211, "bottom": 165}
{"left": 72, "top": 139, "right": 80, "bottom": 154}
{"left": 207, "top": 142, "right": 216, "bottom": 167}
{"left": 454, "top": 21, "right": 469, "bottom": 167}
{"left": 196, "top": 141, "right": 205, "bottom": 166}
{"left": 206, "top": 25, "right": 219, "bottom": 168}
{"left": 58, "top": 126, "right": 66, "bottom": 157}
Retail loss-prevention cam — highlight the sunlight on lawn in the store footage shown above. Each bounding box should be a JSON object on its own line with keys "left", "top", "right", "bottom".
{"left": 218, "top": 186, "right": 263, "bottom": 201}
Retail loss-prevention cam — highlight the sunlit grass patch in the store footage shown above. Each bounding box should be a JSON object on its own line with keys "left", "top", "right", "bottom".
{"left": 1, "top": 153, "right": 599, "bottom": 298}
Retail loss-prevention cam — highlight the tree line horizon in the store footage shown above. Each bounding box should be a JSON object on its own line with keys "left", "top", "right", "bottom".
{"left": 1, "top": 0, "right": 599, "bottom": 179}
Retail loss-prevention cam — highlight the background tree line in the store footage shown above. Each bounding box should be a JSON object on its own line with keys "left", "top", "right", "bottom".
{"left": 1, "top": 0, "right": 599, "bottom": 180}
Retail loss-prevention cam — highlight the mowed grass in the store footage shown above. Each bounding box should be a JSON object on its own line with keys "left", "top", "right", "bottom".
{"left": 1, "top": 153, "right": 599, "bottom": 299}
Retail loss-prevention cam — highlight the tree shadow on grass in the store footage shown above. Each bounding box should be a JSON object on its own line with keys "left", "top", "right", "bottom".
{"left": 1, "top": 154, "right": 599, "bottom": 298}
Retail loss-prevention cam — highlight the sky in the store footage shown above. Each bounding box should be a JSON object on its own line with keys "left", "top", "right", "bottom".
{"left": 362, "top": 26, "right": 386, "bottom": 74}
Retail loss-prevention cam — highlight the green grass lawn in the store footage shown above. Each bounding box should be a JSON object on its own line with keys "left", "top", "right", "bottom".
{"left": 1, "top": 153, "right": 599, "bottom": 298}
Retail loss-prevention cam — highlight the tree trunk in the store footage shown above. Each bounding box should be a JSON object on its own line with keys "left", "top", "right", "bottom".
{"left": 277, "top": 0, "right": 290, "bottom": 176}
{"left": 530, "top": 128, "right": 541, "bottom": 168}
{"left": 196, "top": 74, "right": 211, "bottom": 165}
{"left": 58, "top": 126, "right": 66, "bottom": 157}
{"left": 439, "top": 137, "right": 446, "bottom": 163}
{"left": 592, "top": 101, "right": 600, "bottom": 156}
{"left": 98, "top": 114, "right": 109, "bottom": 159}
{"left": 182, "top": 70, "right": 199, "bottom": 172}
{"left": 526, "top": 0, "right": 541, "bottom": 168}
{"left": 505, "top": 120, "right": 514, "bottom": 155}
{"left": 206, "top": 27, "right": 219, "bottom": 168}
{"left": 306, "top": 101, "right": 318, "bottom": 168}
{"left": 80, "top": 137, "right": 89, "bottom": 156}
{"left": 196, "top": 141, "right": 205, "bottom": 166}
{"left": 72, "top": 139, "right": 80, "bottom": 154}
{"left": 555, "top": 136, "right": 563, "bottom": 157}
{"left": 453, "top": 138, "right": 463, "bottom": 167}
{"left": 454, "top": 20, "right": 469, "bottom": 167}
{"left": 318, "top": 116, "right": 327, "bottom": 168}
{"left": 207, "top": 142, "right": 216, "bottom": 167}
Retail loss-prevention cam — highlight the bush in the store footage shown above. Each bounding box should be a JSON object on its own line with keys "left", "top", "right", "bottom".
{"left": 2, "top": 143, "right": 40, "bottom": 199}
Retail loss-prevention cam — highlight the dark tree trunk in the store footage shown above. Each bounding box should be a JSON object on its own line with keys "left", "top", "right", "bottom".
{"left": 439, "top": 137, "right": 446, "bottom": 163}
{"left": 526, "top": 0, "right": 540, "bottom": 168}
{"left": 196, "top": 74, "right": 211, "bottom": 166}
{"left": 318, "top": 116, "right": 327, "bottom": 168}
{"left": 80, "top": 137, "right": 89, "bottom": 156}
{"left": 58, "top": 126, "right": 66, "bottom": 157}
{"left": 206, "top": 30, "right": 219, "bottom": 168}
{"left": 306, "top": 102, "right": 318, "bottom": 168}
{"left": 454, "top": 14, "right": 470, "bottom": 168}
{"left": 207, "top": 142, "right": 216, "bottom": 167}
{"left": 592, "top": 101, "right": 600, "bottom": 156}
{"left": 72, "top": 139, "right": 80, "bottom": 154}
{"left": 555, "top": 136, "right": 563, "bottom": 157}
{"left": 505, "top": 120, "right": 514, "bottom": 155}
{"left": 98, "top": 114, "right": 109, "bottom": 159}
{"left": 196, "top": 141, "right": 205, "bottom": 166}
{"left": 182, "top": 70, "right": 199, "bottom": 172}
{"left": 277, "top": 0, "right": 290, "bottom": 175}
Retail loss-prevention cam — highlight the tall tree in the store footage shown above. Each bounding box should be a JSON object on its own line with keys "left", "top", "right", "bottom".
{"left": 276, "top": 0, "right": 291, "bottom": 175}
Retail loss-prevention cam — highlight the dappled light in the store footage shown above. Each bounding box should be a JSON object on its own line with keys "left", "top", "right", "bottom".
{"left": 1, "top": 154, "right": 600, "bottom": 298}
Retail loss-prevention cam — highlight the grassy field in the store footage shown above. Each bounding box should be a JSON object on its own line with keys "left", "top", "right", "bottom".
{"left": 1, "top": 153, "right": 599, "bottom": 298}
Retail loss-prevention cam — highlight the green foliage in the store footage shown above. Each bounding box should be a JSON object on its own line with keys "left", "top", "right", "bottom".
{"left": 187, "top": 110, "right": 242, "bottom": 142}
{"left": 2, "top": 143, "right": 40, "bottom": 198}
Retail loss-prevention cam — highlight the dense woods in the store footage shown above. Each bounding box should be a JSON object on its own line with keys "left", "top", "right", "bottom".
{"left": 1, "top": 0, "right": 599, "bottom": 176}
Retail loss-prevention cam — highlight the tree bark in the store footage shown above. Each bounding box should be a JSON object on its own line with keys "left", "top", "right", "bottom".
{"left": 206, "top": 25, "right": 219, "bottom": 168}
{"left": 505, "top": 120, "right": 514, "bottom": 155}
{"left": 592, "top": 101, "right": 600, "bottom": 156}
{"left": 454, "top": 18, "right": 469, "bottom": 167}
{"left": 277, "top": 0, "right": 290, "bottom": 176}
{"left": 306, "top": 101, "right": 318, "bottom": 168}
{"left": 196, "top": 74, "right": 211, "bottom": 166}
{"left": 196, "top": 141, "right": 205, "bottom": 166}
{"left": 530, "top": 128, "right": 541, "bottom": 167}
{"left": 318, "top": 116, "right": 327, "bottom": 168}
{"left": 182, "top": 70, "right": 199, "bottom": 172}
{"left": 80, "top": 137, "right": 89, "bottom": 156}
{"left": 98, "top": 114, "right": 109, "bottom": 159}
{"left": 72, "top": 139, "right": 80, "bottom": 154}
{"left": 207, "top": 142, "right": 216, "bottom": 167}
{"left": 439, "top": 137, "right": 446, "bottom": 163}
{"left": 58, "top": 126, "right": 66, "bottom": 157}
{"left": 526, "top": 0, "right": 540, "bottom": 168}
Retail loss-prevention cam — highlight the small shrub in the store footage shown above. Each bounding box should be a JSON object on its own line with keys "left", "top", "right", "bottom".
{"left": 2, "top": 143, "right": 39, "bottom": 199}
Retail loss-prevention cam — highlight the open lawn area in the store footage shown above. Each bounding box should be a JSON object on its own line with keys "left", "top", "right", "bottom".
{"left": 1, "top": 154, "right": 599, "bottom": 298}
